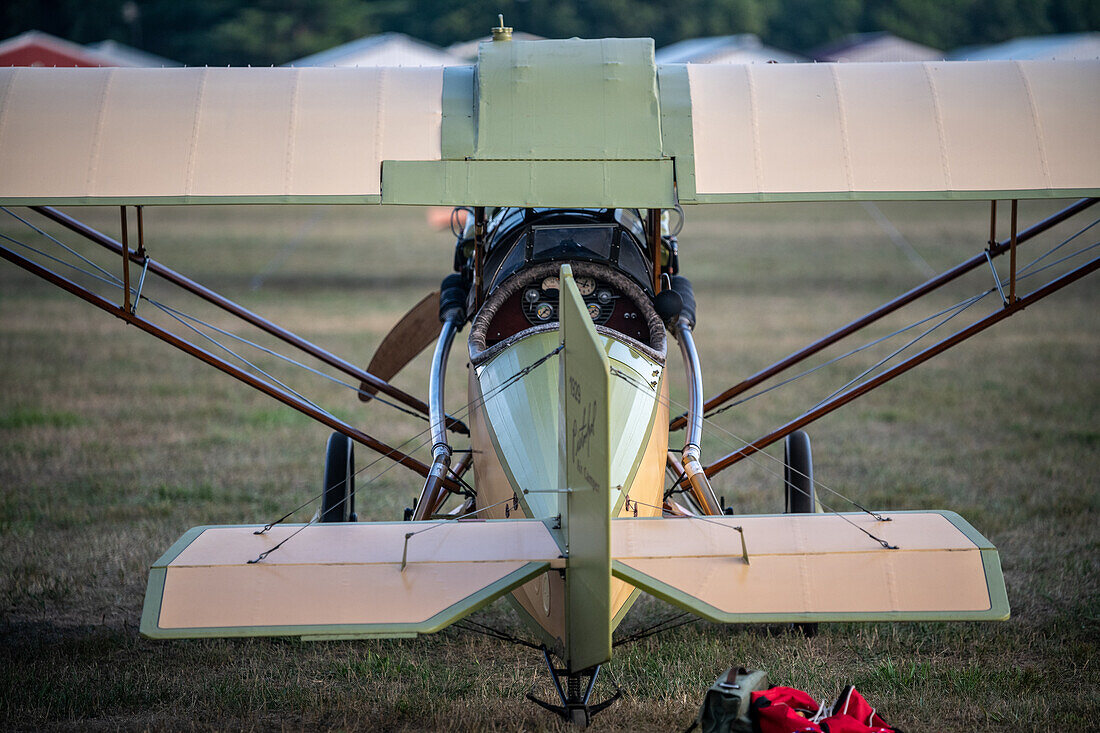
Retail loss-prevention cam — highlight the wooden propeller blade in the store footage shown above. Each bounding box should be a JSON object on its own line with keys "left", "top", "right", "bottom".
{"left": 359, "top": 291, "right": 442, "bottom": 402}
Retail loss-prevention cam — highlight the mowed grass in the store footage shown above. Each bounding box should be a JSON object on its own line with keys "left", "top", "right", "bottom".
{"left": 0, "top": 201, "right": 1097, "bottom": 731}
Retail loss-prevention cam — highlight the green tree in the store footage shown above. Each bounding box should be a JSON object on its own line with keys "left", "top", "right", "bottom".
{"left": 766, "top": 0, "right": 864, "bottom": 51}
{"left": 2, "top": 0, "right": 1099, "bottom": 67}
{"left": 203, "top": 0, "right": 379, "bottom": 66}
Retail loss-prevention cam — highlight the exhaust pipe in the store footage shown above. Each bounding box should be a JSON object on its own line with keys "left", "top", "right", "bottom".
{"left": 414, "top": 275, "right": 468, "bottom": 520}
{"left": 660, "top": 276, "right": 722, "bottom": 515}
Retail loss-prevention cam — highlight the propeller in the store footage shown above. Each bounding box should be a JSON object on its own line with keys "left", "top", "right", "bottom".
{"left": 358, "top": 290, "right": 442, "bottom": 402}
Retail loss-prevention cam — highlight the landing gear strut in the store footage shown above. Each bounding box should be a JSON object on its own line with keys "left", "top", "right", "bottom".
{"left": 526, "top": 649, "right": 621, "bottom": 727}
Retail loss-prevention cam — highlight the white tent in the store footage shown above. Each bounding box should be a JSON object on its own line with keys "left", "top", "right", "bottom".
{"left": 656, "top": 34, "right": 803, "bottom": 64}
{"left": 286, "top": 32, "right": 462, "bottom": 67}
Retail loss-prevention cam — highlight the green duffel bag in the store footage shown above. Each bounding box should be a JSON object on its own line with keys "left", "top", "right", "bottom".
{"left": 688, "top": 667, "right": 770, "bottom": 733}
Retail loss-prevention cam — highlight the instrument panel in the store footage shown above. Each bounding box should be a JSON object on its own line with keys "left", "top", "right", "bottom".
{"left": 484, "top": 274, "right": 649, "bottom": 346}
{"left": 520, "top": 276, "right": 614, "bottom": 327}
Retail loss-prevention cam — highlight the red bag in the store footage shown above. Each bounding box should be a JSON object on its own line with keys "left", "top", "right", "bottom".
{"left": 750, "top": 685, "right": 901, "bottom": 733}
{"left": 816, "top": 686, "right": 899, "bottom": 733}
{"left": 750, "top": 686, "right": 824, "bottom": 733}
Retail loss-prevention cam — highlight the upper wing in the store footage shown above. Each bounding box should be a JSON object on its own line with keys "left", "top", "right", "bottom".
{"left": 0, "top": 39, "right": 1096, "bottom": 207}
{"left": 674, "top": 60, "right": 1100, "bottom": 202}
{"left": 0, "top": 66, "right": 443, "bottom": 205}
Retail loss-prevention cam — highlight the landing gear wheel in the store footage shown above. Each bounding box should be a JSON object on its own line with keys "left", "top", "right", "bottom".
{"left": 783, "top": 430, "right": 816, "bottom": 514}
{"left": 784, "top": 430, "right": 818, "bottom": 637}
{"left": 321, "top": 432, "right": 356, "bottom": 523}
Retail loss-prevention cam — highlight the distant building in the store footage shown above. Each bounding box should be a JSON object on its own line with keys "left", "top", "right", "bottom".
{"left": 948, "top": 33, "right": 1100, "bottom": 61}
{"left": 0, "top": 31, "right": 177, "bottom": 67}
{"left": 448, "top": 32, "right": 545, "bottom": 62}
{"left": 811, "top": 32, "right": 943, "bottom": 63}
{"left": 287, "top": 32, "right": 462, "bottom": 67}
{"left": 0, "top": 30, "right": 116, "bottom": 67}
{"left": 656, "top": 34, "right": 803, "bottom": 64}
{"left": 85, "top": 40, "right": 180, "bottom": 68}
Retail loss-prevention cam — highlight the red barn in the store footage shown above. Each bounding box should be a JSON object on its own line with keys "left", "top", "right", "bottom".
{"left": 0, "top": 31, "right": 122, "bottom": 67}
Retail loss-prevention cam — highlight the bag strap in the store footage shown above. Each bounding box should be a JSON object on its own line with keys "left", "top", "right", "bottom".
{"left": 719, "top": 667, "right": 750, "bottom": 689}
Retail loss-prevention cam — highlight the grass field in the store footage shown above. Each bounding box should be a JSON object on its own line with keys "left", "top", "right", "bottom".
{"left": 1, "top": 201, "right": 1097, "bottom": 731}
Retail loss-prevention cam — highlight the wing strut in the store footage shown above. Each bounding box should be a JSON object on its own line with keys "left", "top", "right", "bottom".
{"left": 671, "top": 198, "right": 1097, "bottom": 432}
{"left": 0, "top": 225, "right": 459, "bottom": 489}
{"left": 28, "top": 205, "right": 469, "bottom": 436}
{"left": 704, "top": 247, "right": 1100, "bottom": 477}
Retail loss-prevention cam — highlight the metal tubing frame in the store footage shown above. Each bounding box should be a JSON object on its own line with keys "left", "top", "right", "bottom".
{"left": 27, "top": 206, "right": 469, "bottom": 435}
{"left": 675, "top": 317, "right": 723, "bottom": 514}
{"left": 703, "top": 253, "right": 1100, "bottom": 477}
{"left": 670, "top": 197, "right": 1097, "bottom": 431}
{"left": 0, "top": 240, "right": 461, "bottom": 491}
{"left": 414, "top": 315, "right": 460, "bottom": 520}
{"left": 427, "top": 452, "right": 472, "bottom": 517}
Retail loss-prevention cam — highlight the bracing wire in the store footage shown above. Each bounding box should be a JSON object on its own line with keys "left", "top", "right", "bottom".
{"left": 7, "top": 206, "right": 1097, "bottom": 556}
{"left": 1, "top": 207, "right": 436, "bottom": 423}
{"left": 698, "top": 217, "right": 1099, "bottom": 421}
{"left": 248, "top": 345, "right": 563, "bottom": 558}
{"left": 612, "top": 230, "right": 1099, "bottom": 537}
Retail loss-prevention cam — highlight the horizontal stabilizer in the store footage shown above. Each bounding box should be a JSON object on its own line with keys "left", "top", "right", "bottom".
{"left": 141, "top": 519, "right": 561, "bottom": 640}
{"left": 611, "top": 511, "right": 1008, "bottom": 623}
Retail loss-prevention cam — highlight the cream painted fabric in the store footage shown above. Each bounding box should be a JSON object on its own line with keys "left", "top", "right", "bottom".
{"left": 689, "top": 60, "right": 1099, "bottom": 199}
{"left": 0, "top": 66, "right": 442, "bottom": 202}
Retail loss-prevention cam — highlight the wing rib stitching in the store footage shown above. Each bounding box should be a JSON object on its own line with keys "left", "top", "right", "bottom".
{"left": 920, "top": 63, "right": 952, "bottom": 192}
{"left": 1014, "top": 61, "right": 1053, "bottom": 191}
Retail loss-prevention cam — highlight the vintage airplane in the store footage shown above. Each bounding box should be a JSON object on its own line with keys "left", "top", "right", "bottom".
{"left": 0, "top": 22, "right": 1097, "bottom": 725}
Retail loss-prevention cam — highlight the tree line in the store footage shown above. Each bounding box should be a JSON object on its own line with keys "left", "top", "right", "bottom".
{"left": 3, "top": 0, "right": 1096, "bottom": 67}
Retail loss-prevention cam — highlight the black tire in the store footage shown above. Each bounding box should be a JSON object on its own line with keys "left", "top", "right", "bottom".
{"left": 783, "top": 430, "right": 816, "bottom": 514}
{"left": 783, "top": 430, "right": 818, "bottom": 637}
{"left": 321, "top": 432, "right": 356, "bottom": 523}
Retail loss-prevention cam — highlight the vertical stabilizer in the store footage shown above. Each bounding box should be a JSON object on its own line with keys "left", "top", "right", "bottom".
{"left": 559, "top": 264, "right": 613, "bottom": 672}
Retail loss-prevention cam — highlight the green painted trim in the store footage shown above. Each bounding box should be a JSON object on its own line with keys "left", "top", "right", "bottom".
{"left": 612, "top": 559, "right": 1007, "bottom": 624}
{"left": 139, "top": 567, "right": 168, "bottom": 638}
{"left": 474, "top": 39, "right": 662, "bottom": 161}
{"left": 381, "top": 159, "right": 676, "bottom": 207}
{"left": 682, "top": 188, "right": 1100, "bottom": 205}
{"left": 141, "top": 560, "right": 550, "bottom": 640}
{"left": 936, "top": 510, "right": 996, "bottom": 550}
{"left": 657, "top": 64, "right": 696, "bottom": 203}
{"left": 611, "top": 368, "right": 665, "bottom": 517}
{"left": 476, "top": 330, "right": 662, "bottom": 527}
{"left": 614, "top": 508, "right": 990, "bottom": 523}
{"left": 541, "top": 517, "right": 567, "bottom": 556}
{"left": 150, "top": 525, "right": 212, "bottom": 567}
{"left": 301, "top": 632, "right": 417, "bottom": 641}
{"left": 980, "top": 549, "right": 1012, "bottom": 621}
{"left": 560, "top": 263, "right": 614, "bottom": 671}
{"left": 0, "top": 195, "right": 382, "bottom": 206}
{"left": 611, "top": 586, "right": 643, "bottom": 632}
{"left": 441, "top": 65, "right": 476, "bottom": 160}
{"left": 477, "top": 373, "right": 540, "bottom": 520}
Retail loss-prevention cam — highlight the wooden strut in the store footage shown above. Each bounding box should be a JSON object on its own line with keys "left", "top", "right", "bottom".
{"left": 473, "top": 206, "right": 486, "bottom": 311}
{"left": 120, "top": 206, "right": 131, "bottom": 313}
{"left": 647, "top": 208, "right": 662, "bottom": 293}
{"left": 702, "top": 253, "right": 1100, "bottom": 477}
{"left": 0, "top": 241, "right": 460, "bottom": 491}
{"left": 670, "top": 197, "right": 1097, "bottom": 432}
{"left": 1010, "top": 199, "right": 1018, "bottom": 304}
{"left": 30, "top": 205, "right": 468, "bottom": 436}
